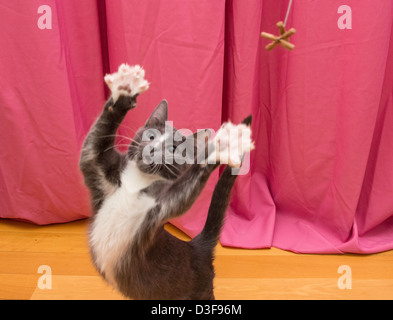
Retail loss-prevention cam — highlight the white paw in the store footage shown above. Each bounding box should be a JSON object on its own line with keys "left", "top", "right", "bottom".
{"left": 207, "top": 122, "right": 255, "bottom": 167}
{"left": 104, "top": 64, "right": 149, "bottom": 102}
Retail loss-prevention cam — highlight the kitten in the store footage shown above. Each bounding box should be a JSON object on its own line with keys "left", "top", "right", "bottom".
{"left": 79, "top": 64, "right": 253, "bottom": 300}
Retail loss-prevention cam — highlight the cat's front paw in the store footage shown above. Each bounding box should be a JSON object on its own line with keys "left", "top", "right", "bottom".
{"left": 208, "top": 122, "right": 255, "bottom": 167}
{"left": 104, "top": 64, "right": 149, "bottom": 103}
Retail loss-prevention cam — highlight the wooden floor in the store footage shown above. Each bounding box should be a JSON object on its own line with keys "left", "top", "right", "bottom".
{"left": 0, "top": 218, "right": 392, "bottom": 300}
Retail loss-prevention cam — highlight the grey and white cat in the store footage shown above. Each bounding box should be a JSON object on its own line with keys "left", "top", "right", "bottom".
{"left": 79, "top": 64, "right": 253, "bottom": 300}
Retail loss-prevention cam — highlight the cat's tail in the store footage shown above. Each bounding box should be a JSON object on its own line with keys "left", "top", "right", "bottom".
{"left": 192, "top": 115, "right": 252, "bottom": 251}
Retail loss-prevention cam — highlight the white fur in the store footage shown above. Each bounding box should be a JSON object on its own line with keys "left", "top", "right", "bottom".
{"left": 207, "top": 122, "right": 254, "bottom": 167}
{"left": 104, "top": 64, "right": 149, "bottom": 102}
{"left": 89, "top": 160, "right": 161, "bottom": 287}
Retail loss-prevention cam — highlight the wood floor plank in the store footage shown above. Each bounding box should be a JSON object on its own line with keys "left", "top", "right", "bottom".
{"left": 0, "top": 231, "right": 89, "bottom": 254}
{"left": 0, "top": 219, "right": 392, "bottom": 300}
{"left": 30, "top": 275, "right": 125, "bottom": 300}
{"left": 214, "top": 278, "right": 393, "bottom": 300}
{"left": 0, "top": 274, "right": 37, "bottom": 300}
{"left": 214, "top": 254, "right": 393, "bottom": 279}
{"left": 0, "top": 252, "right": 96, "bottom": 276}
{"left": 0, "top": 219, "right": 88, "bottom": 234}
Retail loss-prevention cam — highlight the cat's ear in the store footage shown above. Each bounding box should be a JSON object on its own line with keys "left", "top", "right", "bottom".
{"left": 145, "top": 99, "right": 168, "bottom": 127}
{"left": 242, "top": 115, "right": 252, "bottom": 127}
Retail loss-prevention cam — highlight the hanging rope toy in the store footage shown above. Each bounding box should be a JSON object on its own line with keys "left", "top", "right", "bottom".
{"left": 260, "top": 0, "right": 296, "bottom": 51}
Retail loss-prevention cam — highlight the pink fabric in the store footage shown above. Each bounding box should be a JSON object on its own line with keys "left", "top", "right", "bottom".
{"left": 1, "top": 0, "right": 392, "bottom": 253}
{"left": 0, "top": 0, "right": 103, "bottom": 223}
{"left": 220, "top": 0, "right": 393, "bottom": 253}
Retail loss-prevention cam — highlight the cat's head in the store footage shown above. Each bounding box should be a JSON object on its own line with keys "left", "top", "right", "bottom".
{"left": 128, "top": 100, "right": 210, "bottom": 180}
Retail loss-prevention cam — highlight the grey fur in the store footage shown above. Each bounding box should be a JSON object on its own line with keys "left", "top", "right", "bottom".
{"left": 80, "top": 94, "right": 251, "bottom": 299}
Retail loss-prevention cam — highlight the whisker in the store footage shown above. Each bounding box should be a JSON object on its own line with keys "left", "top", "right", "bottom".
{"left": 153, "top": 163, "right": 160, "bottom": 175}
{"left": 147, "top": 162, "right": 159, "bottom": 175}
{"left": 98, "top": 134, "right": 140, "bottom": 145}
{"left": 103, "top": 144, "right": 133, "bottom": 153}
{"left": 163, "top": 163, "right": 178, "bottom": 178}
{"left": 116, "top": 122, "right": 138, "bottom": 135}
{"left": 166, "top": 162, "right": 181, "bottom": 173}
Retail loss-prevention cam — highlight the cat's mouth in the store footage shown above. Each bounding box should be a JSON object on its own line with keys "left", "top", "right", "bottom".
{"left": 136, "top": 155, "right": 180, "bottom": 180}
{"left": 136, "top": 152, "right": 162, "bottom": 175}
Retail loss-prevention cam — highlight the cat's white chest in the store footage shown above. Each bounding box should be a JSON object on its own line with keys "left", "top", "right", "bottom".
{"left": 89, "top": 161, "right": 159, "bottom": 286}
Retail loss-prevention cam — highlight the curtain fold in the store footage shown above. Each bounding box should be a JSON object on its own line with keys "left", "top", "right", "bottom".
{"left": 0, "top": 0, "right": 105, "bottom": 223}
{"left": 1, "top": 0, "right": 392, "bottom": 253}
{"left": 222, "top": 0, "right": 393, "bottom": 253}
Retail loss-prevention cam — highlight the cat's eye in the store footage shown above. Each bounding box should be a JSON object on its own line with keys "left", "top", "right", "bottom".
{"left": 167, "top": 145, "right": 176, "bottom": 153}
{"left": 148, "top": 132, "right": 155, "bottom": 140}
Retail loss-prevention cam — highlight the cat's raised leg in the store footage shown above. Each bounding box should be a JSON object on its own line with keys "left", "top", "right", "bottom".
{"left": 205, "top": 121, "right": 254, "bottom": 168}
{"left": 104, "top": 64, "right": 149, "bottom": 104}
{"left": 80, "top": 64, "right": 149, "bottom": 212}
{"left": 156, "top": 122, "right": 254, "bottom": 220}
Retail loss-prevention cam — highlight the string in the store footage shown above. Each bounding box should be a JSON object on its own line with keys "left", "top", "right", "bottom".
{"left": 283, "top": 0, "right": 293, "bottom": 27}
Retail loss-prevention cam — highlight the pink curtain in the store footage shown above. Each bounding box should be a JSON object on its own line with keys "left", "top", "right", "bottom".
{"left": 219, "top": 0, "right": 393, "bottom": 253}
{"left": 1, "top": 0, "right": 392, "bottom": 253}
{"left": 0, "top": 0, "right": 103, "bottom": 223}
